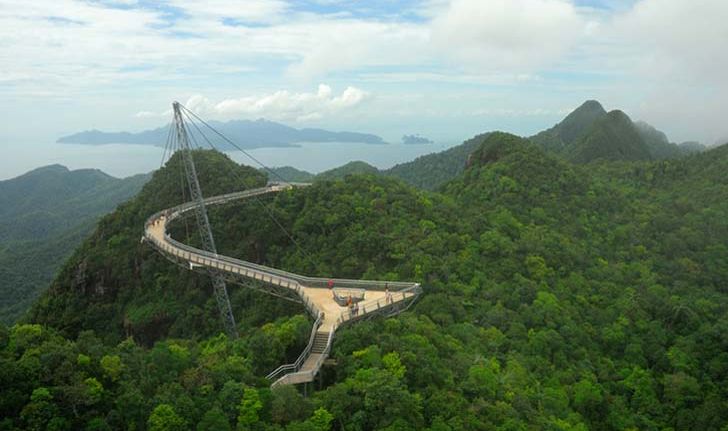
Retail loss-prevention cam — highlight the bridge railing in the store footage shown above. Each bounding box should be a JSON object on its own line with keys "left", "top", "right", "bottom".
{"left": 143, "top": 185, "right": 419, "bottom": 294}
{"left": 146, "top": 226, "right": 325, "bottom": 322}
{"left": 336, "top": 283, "right": 422, "bottom": 326}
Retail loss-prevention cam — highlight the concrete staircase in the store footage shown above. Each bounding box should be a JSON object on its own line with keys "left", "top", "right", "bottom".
{"left": 311, "top": 331, "right": 330, "bottom": 354}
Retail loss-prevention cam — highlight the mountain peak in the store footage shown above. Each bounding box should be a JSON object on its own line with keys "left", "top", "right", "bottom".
{"left": 530, "top": 99, "right": 608, "bottom": 152}
{"left": 556, "top": 100, "right": 608, "bottom": 143}
{"left": 528, "top": 101, "right": 700, "bottom": 163}
{"left": 28, "top": 164, "right": 70, "bottom": 175}
{"left": 568, "top": 108, "right": 651, "bottom": 163}
{"left": 605, "top": 109, "right": 631, "bottom": 122}
{"left": 317, "top": 160, "right": 379, "bottom": 180}
{"left": 576, "top": 99, "right": 606, "bottom": 113}
{"left": 467, "top": 132, "right": 532, "bottom": 168}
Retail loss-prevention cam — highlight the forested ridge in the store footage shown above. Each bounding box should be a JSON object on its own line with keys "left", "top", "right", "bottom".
{"left": 0, "top": 165, "right": 149, "bottom": 324}
{"left": 2, "top": 130, "right": 728, "bottom": 430}
{"left": 267, "top": 100, "right": 706, "bottom": 193}
{"left": 265, "top": 132, "right": 490, "bottom": 190}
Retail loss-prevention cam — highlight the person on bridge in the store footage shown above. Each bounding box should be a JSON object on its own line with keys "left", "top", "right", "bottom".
{"left": 327, "top": 279, "right": 334, "bottom": 289}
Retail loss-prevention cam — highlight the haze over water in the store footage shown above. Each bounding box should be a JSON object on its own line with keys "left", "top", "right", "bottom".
{"left": 1, "top": 141, "right": 453, "bottom": 181}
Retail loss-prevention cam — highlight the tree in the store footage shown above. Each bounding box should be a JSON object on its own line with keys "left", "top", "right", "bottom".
{"left": 84, "top": 378, "right": 104, "bottom": 405}
{"left": 237, "top": 388, "right": 262, "bottom": 430}
{"left": 307, "top": 408, "right": 334, "bottom": 431}
{"left": 270, "top": 385, "right": 312, "bottom": 425}
{"left": 285, "top": 408, "right": 335, "bottom": 431}
{"left": 19, "top": 387, "right": 58, "bottom": 431}
{"left": 197, "top": 406, "right": 231, "bottom": 431}
{"left": 147, "top": 404, "right": 186, "bottom": 431}
{"left": 218, "top": 381, "right": 246, "bottom": 424}
{"left": 571, "top": 375, "right": 602, "bottom": 414}
{"left": 100, "top": 355, "right": 123, "bottom": 382}
{"left": 465, "top": 359, "right": 500, "bottom": 399}
{"left": 85, "top": 417, "right": 111, "bottom": 431}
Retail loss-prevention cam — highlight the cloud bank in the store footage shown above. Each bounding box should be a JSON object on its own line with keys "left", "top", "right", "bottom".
{"left": 431, "top": 0, "right": 584, "bottom": 71}
{"left": 136, "top": 85, "right": 370, "bottom": 123}
{"left": 2, "top": 0, "right": 728, "bottom": 143}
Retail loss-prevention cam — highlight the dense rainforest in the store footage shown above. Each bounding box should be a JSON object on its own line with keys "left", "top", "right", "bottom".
{"left": 2, "top": 102, "right": 728, "bottom": 430}
{"left": 0, "top": 165, "right": 149, "bottom": 324}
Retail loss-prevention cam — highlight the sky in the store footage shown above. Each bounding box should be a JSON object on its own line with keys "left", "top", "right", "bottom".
{"left": 1, "top": 0, "right": 727, "bottom": 146}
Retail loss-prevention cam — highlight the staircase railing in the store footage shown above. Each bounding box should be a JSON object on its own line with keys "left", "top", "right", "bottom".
{"left": 269, "top": 285, "right": 422, "bottom": 387}
{"left": 266, "top": 311, "right": 323, "bottom": 382}
{"left": 270, "top": 320, "right": 337, "bottom": 388}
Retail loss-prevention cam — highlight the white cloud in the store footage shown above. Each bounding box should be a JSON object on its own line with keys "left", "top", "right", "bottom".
{"left": 137, "top": 84, "right": 371, "bottom": 122}
{"left": 430, "top": 0, "right": 585, "bottom": 71}
{"left": 608, "top": 0, "right": 728, "bottom": 142}
{"left": 166, "top": 0, "right": 288, "bottom": 23}
{"left": 283, "top": 19, "right": 429, "bottom": 79}
{"left": 616, "top": 0, "right": 728, "bottom": 85}
{"left": 0, "top": 0, "right": 586, "bottom": 96}
{"left": 2, "top": 0, "right": 728, "bottom": 144}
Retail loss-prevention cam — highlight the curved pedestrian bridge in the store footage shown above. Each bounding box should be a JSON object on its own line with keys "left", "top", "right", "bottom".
{"left": 143, "top": 183, "right": 422, "bottom": 387}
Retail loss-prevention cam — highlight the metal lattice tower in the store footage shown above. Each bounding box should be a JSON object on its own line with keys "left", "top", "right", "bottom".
{"left": 172, "top": 102, "right": 237, "bottom": 338}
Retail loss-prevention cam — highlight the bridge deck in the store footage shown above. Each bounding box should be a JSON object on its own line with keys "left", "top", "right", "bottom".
{"left": 143, "top": 184, "right": 420, "bottom": 387}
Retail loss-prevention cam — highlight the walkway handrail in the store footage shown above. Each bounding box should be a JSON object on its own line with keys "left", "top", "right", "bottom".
{"left": 143, "top": 184, "right": 419, "bottom": 294}
{"left": 336, "top": 283, "right": 422, "bottom": 326}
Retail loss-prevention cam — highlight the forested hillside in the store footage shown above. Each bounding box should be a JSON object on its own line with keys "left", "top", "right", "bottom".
{"left": 264, "top": 166, "right": 315, "bottom": 183}
{"left": 315, "top": 161, "right": 380, "bottom": 181}
{"left": 2, "top": 134, "right": 728, "bottom": 430}
{"left": 0, "top": 165, "right": 149, "bottom": 324}
{"left": 383, "top": 133, "right": 489, "bottom": 190}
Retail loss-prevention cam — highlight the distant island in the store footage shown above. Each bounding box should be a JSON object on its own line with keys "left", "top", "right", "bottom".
{"left": 401, "top": 134, "right": 434, "bottom": 145}
{"left": 58, "top": 118, "right": 387, "bottom": 149}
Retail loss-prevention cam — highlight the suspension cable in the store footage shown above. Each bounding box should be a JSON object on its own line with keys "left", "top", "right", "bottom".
{"left": 177, "top": 106, "right": 317, "bottom": 268}
{"left": 177, "top": 136, "right": 192, "bottom": 244}
{"left": 178, "top": 105, "right": 294, "bottom": 186}
{"left": 159, "top": 121, "right": 175, "bottom": 168}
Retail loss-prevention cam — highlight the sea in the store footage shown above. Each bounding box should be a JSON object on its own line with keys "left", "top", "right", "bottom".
{"left": 0, "top": 141, "right": 455, "bottom": 181}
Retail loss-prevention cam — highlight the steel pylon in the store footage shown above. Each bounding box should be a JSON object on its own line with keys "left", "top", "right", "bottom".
{"left": 172, "top": 102, "right": 237, "bottom": 338}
